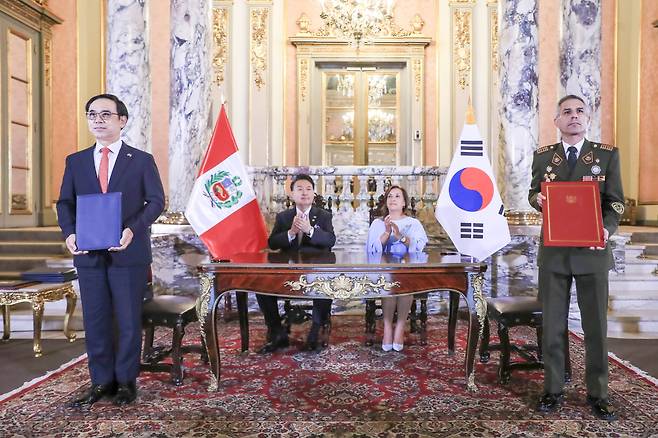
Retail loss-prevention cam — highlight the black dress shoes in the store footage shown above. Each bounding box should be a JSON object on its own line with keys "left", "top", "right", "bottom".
{"left": 586, "top": 395, "right": 617, "bottom": 421}
{"left": 536, "top": 392, "right": 564, "bottom": 413}
{"left": 114, "top": 382, "right": 137, "bottom": 406}
{"left": 67, "top": 382, "right": 117, "bottom": 408}
{"left": 257, "top": 332, "right": 289, "bottom": 354}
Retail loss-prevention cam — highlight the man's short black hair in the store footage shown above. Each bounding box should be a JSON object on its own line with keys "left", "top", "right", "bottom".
{"left": 290, "top": 174, "right": 315, "bottom": 191}
{"left": 85, "top": 93, "right": 129, "bottom": 119}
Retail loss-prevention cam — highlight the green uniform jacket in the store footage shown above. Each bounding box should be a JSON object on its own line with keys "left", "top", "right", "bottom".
{"left": 528, "top": 139, "right": 625, "bottom": 275}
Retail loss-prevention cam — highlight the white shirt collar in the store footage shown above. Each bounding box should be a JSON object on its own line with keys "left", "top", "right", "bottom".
{"left": 95, "top": 139, "right": 122, "bottom": 155}
{"left": 296, "top": 206, "right": 312, "bottom": 216}
{"left": 561, "top": 138, "right": 585, "bottom": 157}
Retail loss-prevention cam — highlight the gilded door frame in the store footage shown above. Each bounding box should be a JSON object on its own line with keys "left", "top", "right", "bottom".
{"left": 0, "top": 12, "right": 40, "bottom": 227}
{"left": 291, "top": 37, "right": 430, "bottom": 167}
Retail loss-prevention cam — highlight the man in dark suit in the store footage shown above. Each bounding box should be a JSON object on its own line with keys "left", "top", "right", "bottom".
{"left": 57, "top": 94, "right": 165, "bottom": 407}
{"left": 529, "top": 95, "right": 624, "bottom": 421}
{"left": 257, "top": 174, "right": 336, "bottom": 353}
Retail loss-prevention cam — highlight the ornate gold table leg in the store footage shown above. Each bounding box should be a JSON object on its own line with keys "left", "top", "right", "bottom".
{"left": 32, "top": 300, "right": 45, "bottom": 358}
{"left": 196, "top": 274, "right": 218, "bottom": 391}
{"left": 465, "top": 272, "right": 487, "bottom": 392}
{"left": 2, "top": 305, "right": 9, "bottom": 341}
{"left": 63, "top": 291, "right": 77, "bottom": 342}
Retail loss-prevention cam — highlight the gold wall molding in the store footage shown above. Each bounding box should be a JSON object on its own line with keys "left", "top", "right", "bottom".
{"left": 290, "top": 37, "right": 429, "bottom": 166}
{"left": 295, "top": 11, "right": 426, "bottom": 39}
{"left": 0, "top": 0, "right": 61, "bottom": 32}
{"left": 250, "top": 7, "right": 268, "bottom": 90}
{"left": 413, "top": 58, "right": 422, "bottom": 101}
{"left": 490, "top": 7, "right": 499, "bottom": 74}
{"left": 299, "top": 58, "right": 309, "bottom": 102}
{"left": 453, "top": 8, "right": 472, "bottom": 90}
{"left": 43, "top": 37, "right": 51, "bottom": 87}
{"left": 0, "top": 0, "right": 61, "bottom": 224}
{"left": 212, "top": 7, "right": 229, "bottom": 86}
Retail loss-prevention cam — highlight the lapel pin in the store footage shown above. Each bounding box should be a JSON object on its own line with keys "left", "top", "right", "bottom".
{"left": 127, "top": 153, "right": 132, "bottom": 157}
{"left": 591, "top": 165, "right": 601, "bottom": 175}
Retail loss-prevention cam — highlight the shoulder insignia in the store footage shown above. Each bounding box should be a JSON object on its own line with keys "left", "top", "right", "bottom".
{"left": 599, "top": 143, "right": 616, "bottom": 151}
{"left": 551, "top": 153, "right": 563, "bottom": 166}
{"left": 581, "top": 151, "right": 593, "bottom": 164}
{"left": 536, "top": 145, "right": 552, "bottom": 154}
{"left": 611, "top": 202, "right": 625, "bottom": 215}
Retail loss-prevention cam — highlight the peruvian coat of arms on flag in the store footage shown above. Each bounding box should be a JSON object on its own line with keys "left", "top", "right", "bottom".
{"left": 185, "top": 104, "right": 268, "bottom": 260}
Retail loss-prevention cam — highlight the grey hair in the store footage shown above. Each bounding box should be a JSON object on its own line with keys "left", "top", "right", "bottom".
{"left": 555, "top": 95, "right": 590, "bottom": 118}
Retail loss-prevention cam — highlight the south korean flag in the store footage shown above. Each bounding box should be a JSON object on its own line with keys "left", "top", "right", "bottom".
{"left": 435, "top": 108, "right": 511, "bottom": 261}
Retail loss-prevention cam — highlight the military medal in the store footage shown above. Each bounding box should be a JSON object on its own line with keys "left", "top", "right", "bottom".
{"left": 591, "top": 165, "right": 601, "bottom": 175}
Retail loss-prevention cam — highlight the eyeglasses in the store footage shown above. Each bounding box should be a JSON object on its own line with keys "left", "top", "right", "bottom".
{"left": 86, "top": 111, "right": 119, "bottom": 122}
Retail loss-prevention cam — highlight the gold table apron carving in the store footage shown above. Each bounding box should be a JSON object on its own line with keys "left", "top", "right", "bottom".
{"left": 198, "top": 251, "right": 487, "bottom": 392}
{"left": 1, "top": 282, "right": 77, "bottom": 357}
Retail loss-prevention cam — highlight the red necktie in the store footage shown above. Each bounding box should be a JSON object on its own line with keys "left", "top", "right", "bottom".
{"left": 99, "top": 147, "right": 110, "bottom": 193}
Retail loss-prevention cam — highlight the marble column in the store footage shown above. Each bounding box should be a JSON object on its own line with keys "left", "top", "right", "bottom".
{"left": 168, "top": 0, "right": 213, "bottom": 215}
{"left": 498, "top": 0, "right": 538, "bottom": 219}
{"left": 106, "top": 0, "right": 151, "bottom": 152}
{"left": 559, "top": 0, "right": 602, "bottom": 140}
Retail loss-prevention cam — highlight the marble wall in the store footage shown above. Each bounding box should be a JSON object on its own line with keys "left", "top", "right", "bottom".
{"left": 168, "top": 0, "right": 213, "bottom": 213}
{"left": 559, "top": 0, "right": 602, "bottom": 140}
{"left": 497, "top": 0, "right": 538, "bottom": 213}
{"left": 106, "top": 0, "right": 151, "bottom": 152}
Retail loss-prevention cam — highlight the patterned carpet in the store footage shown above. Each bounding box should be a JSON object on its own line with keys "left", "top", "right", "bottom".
{"left": 1, "top": 314, "right": 657, "bottom": 437}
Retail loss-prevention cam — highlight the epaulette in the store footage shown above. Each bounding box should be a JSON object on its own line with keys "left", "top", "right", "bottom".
{"left": 598, "top": 143, "right": 616, "bottom": 151}
{"left": 536, "top": 145, "right": 554, "bottom": 154}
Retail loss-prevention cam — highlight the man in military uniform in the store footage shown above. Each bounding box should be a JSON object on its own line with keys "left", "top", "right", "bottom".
{"left": 528, "top": 95, "right": 624, "bottom": 421}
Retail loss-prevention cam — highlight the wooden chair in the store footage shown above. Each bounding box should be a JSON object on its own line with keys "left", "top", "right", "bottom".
{"left": 141, "top": 269, "right": 207, "bottom": 385}
{"left": 363, "top": 194, "right": 460, "bottom": 351}
{"left": 478, "top": 295, "right": 572, "bottom": 384}
{"left": 280, "top": 193, "right": 333, "bottom": 345}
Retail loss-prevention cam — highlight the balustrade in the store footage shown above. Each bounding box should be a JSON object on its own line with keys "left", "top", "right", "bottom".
{"left": 248, "top": 166, "right": 449, "bottom": 248}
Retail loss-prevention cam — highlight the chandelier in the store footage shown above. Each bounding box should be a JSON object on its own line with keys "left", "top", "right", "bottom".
{"left": 320, "top": 0, "right": 395, "bottom": 47}
{"left": 368, "top": 75, "right": 388, "bottom": 105}
{"left": 336, "top": 74, "right": 355, "bottom": 97}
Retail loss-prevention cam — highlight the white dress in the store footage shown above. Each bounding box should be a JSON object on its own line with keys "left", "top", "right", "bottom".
{"left": 366, "top": 216, "right": 428, "bottom": 254}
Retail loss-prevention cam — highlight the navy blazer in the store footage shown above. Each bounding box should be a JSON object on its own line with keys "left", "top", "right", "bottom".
{"left": 268, "top": 206, "right": 336, "bottom": 251}
{"left": 56, "top": 142, "right": 165, "bottom": 267}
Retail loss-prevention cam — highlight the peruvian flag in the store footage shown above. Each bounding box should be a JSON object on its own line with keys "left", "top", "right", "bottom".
{"left": 185, "top": 104, "right": 268, "bottom": 259}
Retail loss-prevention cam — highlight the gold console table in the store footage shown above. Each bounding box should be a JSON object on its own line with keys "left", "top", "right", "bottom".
{"left": 1, "top": 282, "right": 77, "bottom": 357}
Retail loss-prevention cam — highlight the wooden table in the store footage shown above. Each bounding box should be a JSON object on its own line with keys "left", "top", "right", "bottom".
{"left": 0, "top": 282, "right": 77, "bottom": 357}
{"left": 198, "top": 250, "right": 487, "bottom": 391}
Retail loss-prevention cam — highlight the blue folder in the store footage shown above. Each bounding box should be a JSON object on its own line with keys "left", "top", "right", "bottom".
{"left": 75, "top": 192, "right": 122, "bottom": 251}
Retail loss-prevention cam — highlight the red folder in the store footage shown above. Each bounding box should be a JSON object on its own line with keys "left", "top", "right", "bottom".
{"left": 541, "top": 181, "right": 604, "bottom": 247}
